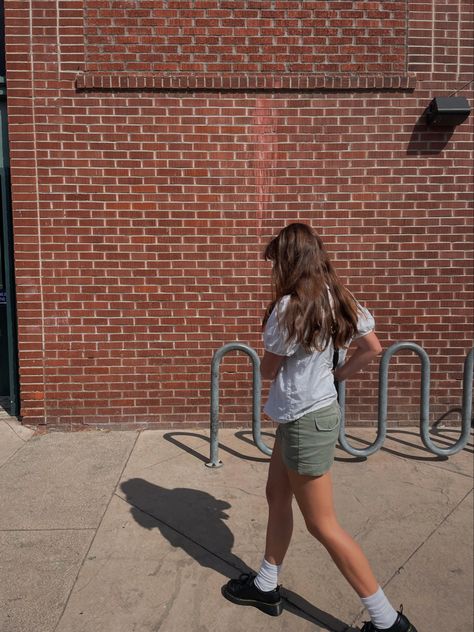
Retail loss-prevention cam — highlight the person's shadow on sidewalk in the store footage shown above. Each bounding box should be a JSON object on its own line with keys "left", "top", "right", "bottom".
{"left": 120, "top": 478, "right": 360, "bottom": 632}
{"left": 120, "top": 478, "right": 250, "bottom": 575}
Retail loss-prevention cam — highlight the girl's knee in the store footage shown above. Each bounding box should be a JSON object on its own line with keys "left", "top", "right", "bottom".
{"left": 266, "top": 481, "right": 292, "bottom": 509}
{"left": 305, "top": 516, "right": 339, "bottom": 543}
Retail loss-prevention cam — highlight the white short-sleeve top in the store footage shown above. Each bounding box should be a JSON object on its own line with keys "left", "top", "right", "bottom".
{"left": 263, "top": 293, "right": 375, "bottom": 423}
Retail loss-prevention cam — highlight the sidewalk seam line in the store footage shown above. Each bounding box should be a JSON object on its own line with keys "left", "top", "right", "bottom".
{"left": 2, "top": 419, "right": 31, "bottom": 443}
{"left": 0, "top": 441, "right": 30, "bottom": 472}
{"left": 114, "top": 491, "right": 243, "bottom": 572}
{"left": 0, "top": 528, "right": 96, "bottom": 532}
{"left": 386, "top": 486, "right": 473, "bottom": 578}
{"left": 139, "top": 438, "right": 210, "bottom": 468}
{"left": 350, "top": 486, "right": 473, "bottom": 627}
{"left": 421, "top": 461, "right": 473, "bottom": 479}
{"left": 51, "top": 432, "right": 141, "bottom": 632}
{"left": 113, "top": 493, "right": 325, "bottom": 627}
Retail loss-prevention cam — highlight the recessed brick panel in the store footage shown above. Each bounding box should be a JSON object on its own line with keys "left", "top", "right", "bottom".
{"left": 84, "top": 0, "right": 408, "bottom": 76}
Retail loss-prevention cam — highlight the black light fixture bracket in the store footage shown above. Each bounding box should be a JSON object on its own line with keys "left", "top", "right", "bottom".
{"left": 426, "top": 96, "right": 471, "bottom": 127}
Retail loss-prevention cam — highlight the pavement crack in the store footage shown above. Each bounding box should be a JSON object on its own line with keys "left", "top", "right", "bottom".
{"left": 51, "top": 432, "right": 141, "bottom": 632}
{"left": 0, "top": 527, "right": 96, "bottom": 532}
{"left": 350, "top": 486, "right": 473, "bottom": 628}
{"left": 391, "top": 486, "right": 473, "bottom": 574}
{"left": 3, "top": 419, "right": 31, "bottom": 443}
{"left": 421, "top": 461, "right": 473, "bottom": 479}
{"left": 0, "top": 441, "right": 29, "bottom": 472}
{"left": 229, "top": 486, "right": 264, "bottom": 499}
{"left": 115, "top": 493, "right": 355, "bottom": 630}
{"left": 114, "top": 492, "right": 243, "bottom": 574}
{"left": 150, "top": 564, "right": 183, "bottom": 631}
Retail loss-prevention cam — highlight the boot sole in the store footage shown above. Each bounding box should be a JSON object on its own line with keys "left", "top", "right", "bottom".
{"left": 221, "top": 586, "right": 283, "bottom": 616}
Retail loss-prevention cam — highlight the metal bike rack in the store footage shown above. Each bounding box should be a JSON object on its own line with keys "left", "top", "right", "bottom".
{"left": 206, "top": 342, "right": 272, "bottom": 468}
{"left": 208, "top": 342, "right": 474, "bottom": 465}
{"left": 337, "top": 343, "right": 473, "bottom": 457}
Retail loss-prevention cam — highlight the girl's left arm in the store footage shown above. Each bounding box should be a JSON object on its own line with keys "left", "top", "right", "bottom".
{"left": 260, "top": 351, "right": 285, "bottom": 380}
{"left": 333, "top": 331, "right": 382, "bottom": 382}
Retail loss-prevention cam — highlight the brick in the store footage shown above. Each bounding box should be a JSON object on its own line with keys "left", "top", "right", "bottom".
{"left": 2, "top": 0, "right": 473, "bottom": 429}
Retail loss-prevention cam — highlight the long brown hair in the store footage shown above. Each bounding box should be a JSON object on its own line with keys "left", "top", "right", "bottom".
{"left": 262, "top": 223, "right": 359, "bottom": 351}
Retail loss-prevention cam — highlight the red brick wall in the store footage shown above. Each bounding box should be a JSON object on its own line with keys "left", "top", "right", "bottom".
{"left": 84, "top": 0, "right": 407, "bottom": 75}
{"left": 4, "top": 0, "right": 474, "bottom": 429}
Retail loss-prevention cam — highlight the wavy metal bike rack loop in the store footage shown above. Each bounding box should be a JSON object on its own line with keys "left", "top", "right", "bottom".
{"left": 207, "top": 342, "right": 272, "bottom": 468}
{"left": 208, "top": 342, "right": 473, "bottom": 466}
{"left": 337, "top": 342, "right": 473, "bottom": 457}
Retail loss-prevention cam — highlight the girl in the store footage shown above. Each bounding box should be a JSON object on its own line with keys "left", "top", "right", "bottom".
{"left": 222, "top": 223, "right": 417, "bottom": 632}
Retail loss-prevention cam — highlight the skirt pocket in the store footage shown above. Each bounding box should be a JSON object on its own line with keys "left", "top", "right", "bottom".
{"left": 277, "top": 402, "right": 340, "bottom": 476}
{"left": 314, "top": 405, "right": 340, "bottom": 432}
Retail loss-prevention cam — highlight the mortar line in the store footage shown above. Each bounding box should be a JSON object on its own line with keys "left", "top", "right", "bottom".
{"left": 431, "top": 0, "right": 435, "bottom": 73}
{"left": 52, "top": 432, "right": 140, "bottom": 632}
{"left": 56, "top": 0, "right": 61, "bottom": 76}
{"left": 28, "top": 0, "right": 47, "bottom": 423}
{"left": 350, "top": 486, "right": 473, "bottom": 627}
{"left": 457, "top": 0, "right": 461, "bottom": 77}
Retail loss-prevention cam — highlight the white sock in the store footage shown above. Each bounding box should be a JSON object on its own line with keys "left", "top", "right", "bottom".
{"left": 254, "top": 558, "right": 281, "bottom": 592}
{"left": 360, "top": 586, "right": 398, "bottom": 630}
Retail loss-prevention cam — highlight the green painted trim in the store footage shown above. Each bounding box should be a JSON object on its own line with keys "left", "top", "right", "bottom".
{"left": 0, "top": 98, "right": 20, "bottom": 417}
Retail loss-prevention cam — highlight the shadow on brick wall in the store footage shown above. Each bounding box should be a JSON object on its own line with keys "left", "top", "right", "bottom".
{"left": 407, "top": 109, "right": 455, "bottom": 155}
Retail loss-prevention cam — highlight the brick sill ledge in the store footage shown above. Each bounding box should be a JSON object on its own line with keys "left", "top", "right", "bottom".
{"left": 76, "top": 73, "right": 416, "bottom": 92}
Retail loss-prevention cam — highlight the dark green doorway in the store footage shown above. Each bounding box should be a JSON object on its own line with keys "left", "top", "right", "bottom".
{"left": 0, "top": 0, "right": 19, "bottom": 416}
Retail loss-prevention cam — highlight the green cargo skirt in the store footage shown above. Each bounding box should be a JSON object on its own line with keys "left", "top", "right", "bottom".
{"left": 275, "top": 400, "right": 341, "bottom": 477}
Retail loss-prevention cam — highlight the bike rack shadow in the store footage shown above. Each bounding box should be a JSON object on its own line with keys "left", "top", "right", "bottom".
{"left": 163, "top": 430, "right": 271, "bottom": 464}
{"left": 239, "top": 426, "right": 473, "bottom": 458}
{"left": 163, "top": 427, "right": 472, "bottom": 468}
{"left": 341, "top": 429, "right": 473, "bottom": 461}
{"left": 209, "top": 342, "right": 473, "bottom": 465}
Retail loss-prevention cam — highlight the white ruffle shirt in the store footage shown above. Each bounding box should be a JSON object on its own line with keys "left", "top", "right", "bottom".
{"left": 263, "top": 294, "right": 375, "bottom": 423}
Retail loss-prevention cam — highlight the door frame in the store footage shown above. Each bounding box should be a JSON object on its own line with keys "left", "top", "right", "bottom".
{"left": 0, "top": 76, "right": 20, "bottom": 417}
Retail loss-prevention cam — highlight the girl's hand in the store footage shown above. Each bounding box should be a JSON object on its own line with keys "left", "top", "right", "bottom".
{"left": 334, "top": 332, "right": 382, "bottom": 382}
{"left": 260, "top": 350, "right": 285, "bottom": 380}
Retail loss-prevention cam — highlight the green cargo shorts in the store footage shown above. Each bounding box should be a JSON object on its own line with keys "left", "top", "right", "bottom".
{"left": 275, "top": 400, "right": 341, "bottom": 477}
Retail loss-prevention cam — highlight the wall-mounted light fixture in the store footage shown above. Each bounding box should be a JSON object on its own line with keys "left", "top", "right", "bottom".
{"left": 426, "top": 96, "right": 471, "bottom": 127}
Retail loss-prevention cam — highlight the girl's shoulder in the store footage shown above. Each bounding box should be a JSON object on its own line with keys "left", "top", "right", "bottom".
{"left": 272, "top": 294, "right": 292, "bottom": 314}
{"left": 278, "top": 294, "right": 292, "bottom": 306}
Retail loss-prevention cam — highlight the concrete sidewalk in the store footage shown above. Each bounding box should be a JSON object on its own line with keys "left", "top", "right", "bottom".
{"left": 0, "top": 411, "right": 472, "bottom": 632}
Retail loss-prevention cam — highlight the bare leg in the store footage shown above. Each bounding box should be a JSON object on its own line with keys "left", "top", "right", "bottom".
{"left": 287, "top": 467, "right": 379, "bottom": 598}
{"left": 263, "top": 437, "right": 294, "bottom": 565}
